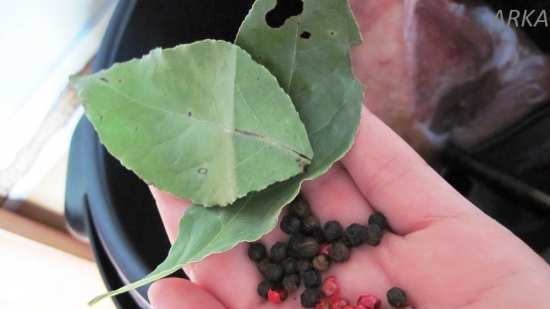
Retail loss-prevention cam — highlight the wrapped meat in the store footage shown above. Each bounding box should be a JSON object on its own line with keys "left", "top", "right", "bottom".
{"left": 352, "top": 0, "right": 550, "bottom": 152}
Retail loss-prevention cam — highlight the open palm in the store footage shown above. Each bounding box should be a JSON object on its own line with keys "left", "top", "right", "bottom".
{"left": 148, "top": 109, "right": 550, "bottom": 309}
{"left": 147, "top": 1, "right": 550, "bottom": 306}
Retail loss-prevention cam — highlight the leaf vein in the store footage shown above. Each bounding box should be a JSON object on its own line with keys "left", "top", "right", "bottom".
{"left": 95, "top": 79, "right": 310, "bottom": 159}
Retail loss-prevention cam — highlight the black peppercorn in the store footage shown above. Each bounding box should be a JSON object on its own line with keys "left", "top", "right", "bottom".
{"left": 369, "top": 211, "right": 388, "bottom": 230}
{"left": 270, "top": 241, "right": 288, "bottom": 262}
{"left": 257, "top": 280, "right": 272, "bottom": 299}
{"left": 261, "top": 263, "right": 284, "bottom": 283}
{"left": 282, "top": 257, "right": 297, "bottom": 274}
{"left": 287, "top": 234, "right": 301, "bottom": 257}
{"left": 248, "top": 242, "right": 266, "bottom": 262}
{"left": 329, "top": 241, "right": 350, "bottom": 263}
{"left": 387, "top": 287, "right": 408, "bottom": 307}
{"left": 281, "top": 215, "right": 301, "bottom": 235}
{"left": 302, "top": 269, "right": 322, "bottom": 288}
{"left": 345, "top": 224, "right": 368, "bottom": 247}
{"left": 289, "top": 236, "right": 320, "bottom": 259}
{"left": 309, "top": 225, "right": 326, "bottom": 243}
{"left": 289, "top": 198, "right": 311, "bottom": 218}
{"left": 296, "top": 259, "right": 313, "bottom": 273}
{"left": 301, "top": 288, "right": 321, "bottom": 308}
{"left": 257, "top": 259, "right": 270, "bottom": 274}
{"left": 282, "top": 274, "right": 301, "bottom": 293}
{"left": 323, "top": 220, "right": 343, "bottom": 242}
{"left": 302, "top": 216, "right": 321, "bottom": 235}
{"left": 312, "top": 255, "right": 330, "bottom": 272}
{"left": 365, "top": 223, "right": 383, "bottom": 246}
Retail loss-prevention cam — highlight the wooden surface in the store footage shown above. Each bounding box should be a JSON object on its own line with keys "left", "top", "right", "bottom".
{"left": 0, "top": 229, "right": 116, "bottom": 309}
{"left": 0, "top": 208, "right": 92, "bottom": 261}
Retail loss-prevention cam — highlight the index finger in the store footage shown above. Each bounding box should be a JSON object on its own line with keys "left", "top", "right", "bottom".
{"left": 341, "top": 108, "right": 478, "bottom": 235}
{"left": 149, "top": 188, "right": 263, "bottom": 309}
{"left": 150, "top": 187, "right": 191, "bottom": 243}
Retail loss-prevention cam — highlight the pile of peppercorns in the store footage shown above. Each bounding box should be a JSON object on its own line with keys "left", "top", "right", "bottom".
{"left": 248, "top": 198, "right": 413, "bottom": 308}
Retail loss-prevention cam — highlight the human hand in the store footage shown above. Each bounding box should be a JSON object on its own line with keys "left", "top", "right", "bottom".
{"left": 147, "top": 107, "right": 550, "bottom": 309}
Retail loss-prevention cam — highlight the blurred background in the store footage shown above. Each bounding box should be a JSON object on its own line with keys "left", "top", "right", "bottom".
{"left": 0, "top": 0, "right": 117, "bottom": 308}
{"left": 1, "top": 0, "right": 549, "bottom": 308}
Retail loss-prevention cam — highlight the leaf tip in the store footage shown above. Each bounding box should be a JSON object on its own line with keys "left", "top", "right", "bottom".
{"left": 69, "top": 73, "right": 90, "bottom": 92}
{"left": 88, "top": 293, "right": 108, "bottom": 306}
{"left": 68, "top": 74, "right": 80, "bottom": 86}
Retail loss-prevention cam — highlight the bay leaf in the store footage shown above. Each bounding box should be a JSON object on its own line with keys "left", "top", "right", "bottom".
{"left": 72, "top": 40, "right": 313, "bottom": 207}
{"left": 89, "top": 0, "right": 363, "bottom": 304}
{"left": 236, "top": 0, "right": 363, "bottom": 179}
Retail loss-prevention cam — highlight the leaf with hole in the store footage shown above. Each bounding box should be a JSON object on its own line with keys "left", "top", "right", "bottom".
{"left": 237, "top": 0, "right": 363, "bottom": 180}
{"left": 89, "top": 0, "right": 363, "bottom": 304}
{"left": 72, "top": 40, "right": 313, "bottom": 207}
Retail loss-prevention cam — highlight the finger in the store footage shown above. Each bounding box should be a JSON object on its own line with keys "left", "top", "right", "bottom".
{"left": 185, "top": 243, "right": 264, "bottom": 308}
{"left": 342, "top": 108, "right": 478, "bottom": 235}
{"left": 150, "top": 187, "right": 191, "bottom": 243}
{"left": 301, "top": 164, "right": 374, "bottom": 225}
{"left": 149, "top": 278, "right": 226, "bottom": 309}
{"left": 150, "top": 187, "right": 263, "bottom": 308}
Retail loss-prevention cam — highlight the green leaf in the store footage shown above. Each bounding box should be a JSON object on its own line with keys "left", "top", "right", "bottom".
{"left": 72, "top": 40, "right": 313, "bottom": 207}
{"left": 89, "top": 182, "right": 297, "bottom": 305}
{"left": 236, "top": 0, "right": 362, "bottom": 179}
{"left": 89, "top": 0, "right": 363, "bottom": 304}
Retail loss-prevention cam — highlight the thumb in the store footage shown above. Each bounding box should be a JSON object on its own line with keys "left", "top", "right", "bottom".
{"left": 149, "top": 278, "right": 226, "bottom": 309}
{"left": 149, "top": 186, "right": 191, "bottom": 243}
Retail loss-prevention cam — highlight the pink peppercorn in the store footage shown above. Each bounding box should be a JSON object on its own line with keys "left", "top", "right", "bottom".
{"left": 320, "top": 243, "right": 331, "bottom": 255}
{"left": 315, "top": 298, "right": 332, "bottom": 309}
{"left": 357, "top": 295, "right": 381, "bottom": 309}
{"left": 322, "top": 276, "right": 340, "bottom": 297}
{"left": 267, "top": 289, "right": 286, "bottom": 304}
{"left": 332, "top": 299, "right": 349, "bottom": 309}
